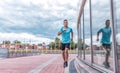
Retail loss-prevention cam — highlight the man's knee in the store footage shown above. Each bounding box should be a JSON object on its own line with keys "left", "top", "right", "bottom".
{"left": 62, "top": 50, "right": 65, "bottom": 54}
{"left": 65, "top": 48, "right": 68, "bottom": 53}
{"left": 106, "top": 49, "right": 110, "bottom": 55}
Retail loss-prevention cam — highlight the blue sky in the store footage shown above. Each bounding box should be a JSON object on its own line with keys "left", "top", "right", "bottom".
{"left": 0, "top": 0, "right": 78, "bottom": 44}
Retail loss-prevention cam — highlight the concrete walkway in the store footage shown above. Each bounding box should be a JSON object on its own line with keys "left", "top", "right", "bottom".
{"left": 0, "top": 54, "right": 76, "bottom": 73}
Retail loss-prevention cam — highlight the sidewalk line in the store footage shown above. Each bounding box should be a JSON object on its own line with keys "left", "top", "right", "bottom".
{"left": 64, "top": 58, "right": 75, "bottom": 73}
{"left": 28, "top": 55, "right": 59, "bottom": 73}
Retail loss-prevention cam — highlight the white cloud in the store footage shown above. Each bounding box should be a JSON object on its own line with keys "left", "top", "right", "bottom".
{"left": 116, "top": 5, "right": 120, "bottom": 17}
{"left": 0, "top": 0, "right": 76, "bottom": 45}
{"left": 0, "top": 32, "right": 53, "bottom": 44}
{"left": 0, "top": 0, "right": 78, "bottom": 28}
{"left": 116, "top": 33, "right": 120, "bottom": 45}
{"left": 91, "top": 0, "right": 109, "bottom": 6}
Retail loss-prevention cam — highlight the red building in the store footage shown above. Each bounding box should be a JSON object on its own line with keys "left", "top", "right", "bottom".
{"left": 28, "top": 45, "right": 32, "bottom": 49}
{"left": 33, "top": 45, "right": 38, "bottom": 49}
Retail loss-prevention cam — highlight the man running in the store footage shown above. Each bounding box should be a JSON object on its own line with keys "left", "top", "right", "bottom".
{"left": 97, "top": 20, "right": 111, "bottom": 68}
{"left": 58, "top": 19, "right": 73, "bottom": 68}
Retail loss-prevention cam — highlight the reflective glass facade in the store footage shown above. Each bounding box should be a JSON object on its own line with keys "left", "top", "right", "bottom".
{"left": 77, "top": 0, "right": 120, "bottom": 73}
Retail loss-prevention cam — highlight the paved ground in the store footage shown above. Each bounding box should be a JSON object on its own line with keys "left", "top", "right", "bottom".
{"left": 0, "top": 54, "right": 76, "bottom": 73}
{"left": 69, "top": 60, "right": 77, "bottom": 73}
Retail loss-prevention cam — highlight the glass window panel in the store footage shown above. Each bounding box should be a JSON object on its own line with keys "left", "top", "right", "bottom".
{"left": 91, "top": 0, "right": 114, "bottom": 71}
{"left": 78, "top": 14, "right": 83, "bottom": 58}
{"left": 84, "top": 0, "right": 91, "bottom": 62}
{"left": 115, "top": 0, "right": 120, "bottom": 72}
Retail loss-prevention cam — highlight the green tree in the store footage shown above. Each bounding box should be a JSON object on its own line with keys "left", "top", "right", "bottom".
{"left": 55, "top": 37, "right": 61, "bottom": 49}
{"left": 79, "top": 39, "right": 89, "bottom": 50}
{"left": 3, "top": 40, "right": 11, "bottom": 44}
{"left": 75, "top": 43, "right": 78, "bottom": 49}
{"left": 49, "top": 42, "right": 55, "bottom": 50}
{"left": 70, "top": 41, "right": 75, "bottom": 50}
{"left": 13, "top": 40, "right": 21, "bottom": 44}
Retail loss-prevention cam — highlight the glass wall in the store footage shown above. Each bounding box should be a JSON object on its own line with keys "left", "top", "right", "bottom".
{"left": 78, "top": 14, "right": 83, "bottom": 58}
{"left": 77, "top": 0, "right": 120, "bottom": 73}
{"left": 84, "top": 0, "right": 91, "bottom": 62}
{"left": 78, "top": 0, "right": 92, "bottom": 62}
{"left": 115, "top": 0, "right": 120, "bottom": 72}
{"left": 80, "top": 14, "right": 84, "bottom": 59}
{"left": 91, "top": 0, "right": 114, "bottom": 71}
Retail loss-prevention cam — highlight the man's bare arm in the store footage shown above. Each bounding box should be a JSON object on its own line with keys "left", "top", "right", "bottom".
{"left": 71, "top": 32, "right": 73, "bottom": 41}
{"left": 58, "top": 32, "right": 62, "bottom": 36}
{"left": 97, "top": 31, "right": 100, "bottom": 41}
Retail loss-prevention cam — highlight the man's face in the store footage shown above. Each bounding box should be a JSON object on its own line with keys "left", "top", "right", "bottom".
{"left": 63, "top": 21, "right": 68, "bottom": 27}
{"left": 106, "top": 21, "right": 110, "bottom": 27}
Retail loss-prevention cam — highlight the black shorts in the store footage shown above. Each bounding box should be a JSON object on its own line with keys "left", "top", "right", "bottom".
{"left": 102, "top": 44, "right": 111, "bottom": 50}
{"left": 61, "top": 43, "right": 70, "bottom": 50}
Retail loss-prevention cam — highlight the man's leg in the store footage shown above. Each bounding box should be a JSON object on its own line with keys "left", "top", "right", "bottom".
{"left": 105, "top": 49, "right": 110, "bottom": 62}
{"left": 103, "top": 44, "right": 110, "bottom": 68}
{"left": 62, "top": 50, "right": 65, "bottom": 62}
{"left": 104, "top": 46, "right": 111, "bottom": 68}
{"left": 64, "top": 47, "right": 69, "bottom": 67}
{"left": 65, "top": 48, "right": 69, "bottom": 62}
{"left": 61, "top": 43, "right": 66, "bottom": 68}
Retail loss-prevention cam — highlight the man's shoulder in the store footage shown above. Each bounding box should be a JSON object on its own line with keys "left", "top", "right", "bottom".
{"left": 100, "top": 27, "right": 105, "bottom": 30}
{"left": 68, "top": 27, "right": 72, "bottom": 29}
{"left": 102, "top": 27, "right": 111, "bottom": 30}
{"left": 60, "top": 26, "right": 63, "bottom": 28}
{"left": 60, "top": 26, "right": 64, "bottom": 29}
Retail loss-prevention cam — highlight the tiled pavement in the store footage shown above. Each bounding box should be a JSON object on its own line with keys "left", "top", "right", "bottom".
{"left": 0, "top": 54, "right": 77, "bottom": 73}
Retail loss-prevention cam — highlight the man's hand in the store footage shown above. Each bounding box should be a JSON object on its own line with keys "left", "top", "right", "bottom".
{"left": 58, "top": 30, "right": 66, "bottom": 36}
{"left": 62, "top": 30, "right": 66, "bottom": 32}
{"left": 97, "top": 32, "right": 100, "bottom": 42}
{"left": 71, "top": 32, "right": 73, "bottom": 42}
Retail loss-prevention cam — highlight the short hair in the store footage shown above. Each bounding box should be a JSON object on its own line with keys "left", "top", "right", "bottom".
{"left": 64, "top": 19, "right": 68, "bottom": 22}
{"left": 105, "top": 20, "right": 110, "bottom": 24}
